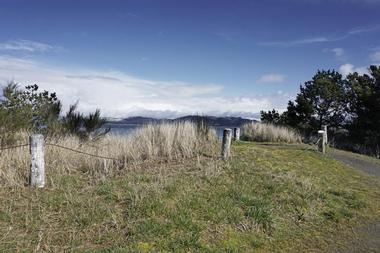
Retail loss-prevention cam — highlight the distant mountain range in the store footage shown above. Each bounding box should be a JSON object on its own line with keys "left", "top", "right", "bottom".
{"left": 107, "top": 115, "right": 256, "bottom": 126}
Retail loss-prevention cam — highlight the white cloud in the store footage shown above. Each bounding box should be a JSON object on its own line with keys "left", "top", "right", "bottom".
{"left": 259, "top": 25, "right": 379, "bottom": 46}
{"left": 370, "top": 51, "right": 380, "bottom": 62}
{"left": 259, "top": 37, "right": 330, "bottom": 46}
{"left": 339, "top": 63, "right": 368, "bottom": 77}
{"left": 258, "top": 74, "right": 286, "bottom": 83}
{"left": 332, "top": 48, "right": 344, "bottom": 57}
{"left": 0, "top": 56, "right": 291, "bottom": 118}
{"left": 0, "top": 40, "right": 63, "bottom": 52}
{"left": 323, "top": 47, "right": 345, "bottom": 60}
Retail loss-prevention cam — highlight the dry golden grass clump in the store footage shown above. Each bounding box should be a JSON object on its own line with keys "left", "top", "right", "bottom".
{"left": 241, "top": 122, "right": 302, "bottom": 143}
{"left": 0, "top": 121, "right": 218, "bottom": 187}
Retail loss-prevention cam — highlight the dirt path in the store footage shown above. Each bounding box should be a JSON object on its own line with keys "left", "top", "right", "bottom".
{"left": 330, "top": 149, "right": 380, "bottom": 177}
{"left": 329, "top": 149, "right": 380, "bottom": 253}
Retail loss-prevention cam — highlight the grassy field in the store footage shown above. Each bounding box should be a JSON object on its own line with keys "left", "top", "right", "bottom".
{"left": 0, "top": 141, "right": 379, "bottom": 252}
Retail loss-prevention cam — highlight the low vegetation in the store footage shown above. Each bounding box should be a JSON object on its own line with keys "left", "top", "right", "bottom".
{"left": 241, "top": 122, "right": 302, "bottom": 143}
{"left": 0, "top": 140, "right": 379, "bottom": 252}
{"left": 0, "top": 80, "right": 379, "bottom": 252}
{"left": 0, "top": 122, "right": 217, "bottom": 187}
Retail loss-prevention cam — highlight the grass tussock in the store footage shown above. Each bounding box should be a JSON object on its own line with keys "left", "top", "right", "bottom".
{"left": 0, "top": 121, "right": 218, "bottom": 187}
{"left": 0, "top": 141, "right": 379, "bottom": 252}
{"left": 241, "top": 122, "right": 302, "bottom": 143}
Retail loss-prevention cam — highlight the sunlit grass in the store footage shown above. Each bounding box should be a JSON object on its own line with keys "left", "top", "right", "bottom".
{"left": 0, "top": 122, "right": 218, "bottom": 187}
{"left": 241, "top": 122, "right": 302, "bottom": 143}
{"left": 0, "top": 139, "right": 379, "bottom": 252}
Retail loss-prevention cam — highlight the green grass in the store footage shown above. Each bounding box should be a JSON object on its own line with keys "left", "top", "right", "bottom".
{"left": 0, "top": 141, "right": 379, "bottom": 252}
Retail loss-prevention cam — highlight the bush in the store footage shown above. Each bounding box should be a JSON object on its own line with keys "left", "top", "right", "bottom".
{"left": 0, "top": 82, "right": 108, "bottom": 143}
{"left": 62, "top": 103, "right": 109, "bottom": 140}
{"left": 241, "top": 122, "right": 302, "bottom": 143}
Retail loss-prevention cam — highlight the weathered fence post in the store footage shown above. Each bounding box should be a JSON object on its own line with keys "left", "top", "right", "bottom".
{"left": 323, "top": 125, "right": 328, "bottom": 145}
{"left": 29, "top": 134, "right": 45, "bottom": 188}
{"left": 233, "top": 127, "right": 240, "bottom": 141}
{"left": 318, "top": 130, "right": 326, "bottom": 154}
{"left": 221, "top": 128, "right": 232, "bottom": 160}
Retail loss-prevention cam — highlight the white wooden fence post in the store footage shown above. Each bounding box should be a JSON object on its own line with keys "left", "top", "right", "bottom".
{"left": 221, "top": 128, "right": 232, "bottom": 160}
{"left": 29, "top": 134, "right": 45, "bottom": 188}
{"left": 233, "top": 127, "right": 240, "bottom": 141}
{"left": 323, "top": 125, "right": 328, "bottom": 145}
{"left": 318, "top": 130, "right": 326, "bottom": 154}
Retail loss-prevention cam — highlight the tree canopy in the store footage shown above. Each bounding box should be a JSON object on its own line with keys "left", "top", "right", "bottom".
{"left": 0, "top": 82, "right": 108, "bottom": 144}
{"left": 261, "top": 66, "right": 380, "bottom": 156}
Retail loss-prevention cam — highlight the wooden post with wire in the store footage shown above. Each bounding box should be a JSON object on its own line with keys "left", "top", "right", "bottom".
{"left": 318, "top": 130, "right": 326, "bottom": 154}
{"left": 221, "top": 128, "right": 232, "bottom": 160}
{"left": 233, "top": 127, "right": 240, "bottom": 141}
{"left": 29, "top": 134, "right": 45, "bottom": 188}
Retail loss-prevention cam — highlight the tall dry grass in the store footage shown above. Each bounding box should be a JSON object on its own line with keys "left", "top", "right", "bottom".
{"left": 241, "top": 122, "right": 302, "bottom": 143}
{"left": 0, "top": 122, "right": 218, "bottom": 187}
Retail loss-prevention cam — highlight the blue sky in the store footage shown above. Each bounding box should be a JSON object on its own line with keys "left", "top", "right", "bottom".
{"left": 0, "top": 0, "right": 379, "bottom": 118}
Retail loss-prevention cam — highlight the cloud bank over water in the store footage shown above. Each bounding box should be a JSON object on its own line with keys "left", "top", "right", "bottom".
{"left": 0, "top": 56, "right": 292, "bottom": 119}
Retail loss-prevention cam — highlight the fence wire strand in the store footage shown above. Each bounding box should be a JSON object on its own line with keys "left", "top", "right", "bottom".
{"left": 46, "top": 143, "right": 214, "bottom": 163}
{"left": 0, "top": 140, "right": 212, "bottom": 165}
{"left": 46, "top": 143, "right": 122, "bottom": 161}
{"left": 0, "top": 136, "right": 323, "bottom": 163}
{"left": 0, "top": 143, "right": 29, "bottom": 151}
{"left": 301, "top": 138, "right": 321, "bottom": 152}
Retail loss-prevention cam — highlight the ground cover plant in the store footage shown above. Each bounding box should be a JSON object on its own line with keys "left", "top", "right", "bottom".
{"left": 0, "top": 135, "right": 379, "bottom": 252}
{"left": 241, "top": 122, "right": 302, "bottom": 144}
{"left": 0, "top": 122, "right": 217, "bottom": 187}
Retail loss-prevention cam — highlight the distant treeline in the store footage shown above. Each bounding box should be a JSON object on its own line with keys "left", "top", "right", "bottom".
{"left": 261, "top": 65, "right": 380, "bottom": 157}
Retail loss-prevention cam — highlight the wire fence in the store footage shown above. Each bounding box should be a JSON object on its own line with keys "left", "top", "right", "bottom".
{"left": 0, "top": 140, "right": 211, "bottom": 163}
{"left": 0, "top": 136, "right": 324, "bottom": 163}
{"left": 0, "top": 139, "right": 121, "bottom": 161}
{"left": 0, "top": 143, "right": 29, "bottom": 151}
{"left": 307, "top": 137, "right": 321, "bottom": 151}
{"left": 45, "top": 143, "right": 122, "bottom": 161}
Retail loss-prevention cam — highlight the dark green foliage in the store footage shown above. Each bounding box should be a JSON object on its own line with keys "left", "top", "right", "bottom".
{"left": 63, "top": 104, "right": 83, "bottom": 134}
{"left": 0, "top": 83, "right": 62, "bottom": 145}
{"left": 0, "top": 83, "right": 61, "bottom": 131}
{"left": 302, "top": 70, "right": 346, "bottom": 128}
{"left": 83, "top": 109, "right": 106, "bottom": 133}
{"left": 265, "top": 66, "right": 380, "bottom": 156}
{"left": 260, "top": 109, "right": 281, "bottom": 124}
{"left": 62, "top": 103, "right": 110, "bottom": 140}
{"left": 280, "top": 70, "right": 346, "bottom": 136}
{"left": 344, "top": 66, "right": 380, "bottom": 156}
{"left": 0, "top": 82, "right": 108, "bottom": 143}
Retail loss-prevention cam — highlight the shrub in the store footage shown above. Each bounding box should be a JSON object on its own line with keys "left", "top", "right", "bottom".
{"left": 0, "top": 82, "right": 108, "bottom": 143}
{"left": 241, "top": 122, "right": 302, "bottom": 143}
{"left": 62, "top": 103, "right": 109, "bottom": 140}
